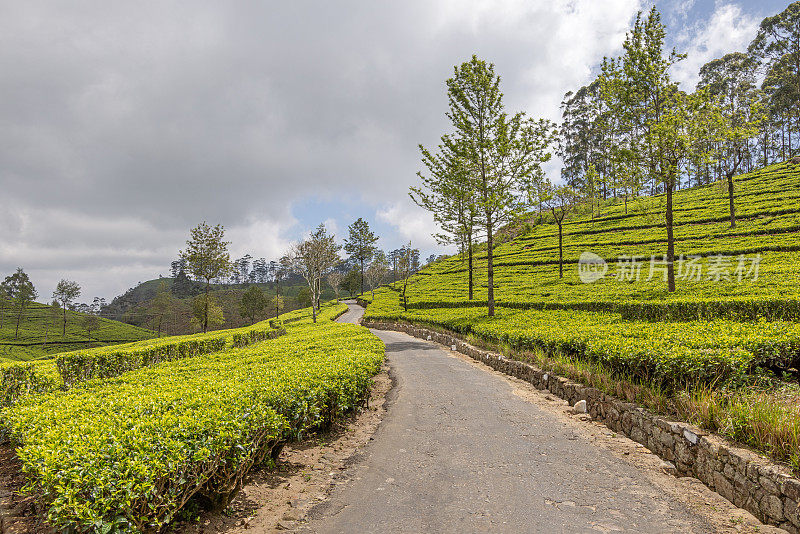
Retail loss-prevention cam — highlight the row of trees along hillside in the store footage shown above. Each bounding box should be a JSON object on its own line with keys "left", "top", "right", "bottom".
{"left": 412, "top": 4, "right": 800, "bottom": 315}
{"left": 154, "top": 219, "right": 427, "bottom": 331}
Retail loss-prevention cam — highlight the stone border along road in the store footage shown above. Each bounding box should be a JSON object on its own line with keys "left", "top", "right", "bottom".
{"left": 296, "top": 302, "right": 783, "bottom": 534}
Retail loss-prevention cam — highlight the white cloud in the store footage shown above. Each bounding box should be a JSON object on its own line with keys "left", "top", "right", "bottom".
{"left": 376, "top": 202, "right": 448, "bottom": 252}
{"left": 671, "top": 3, "right": 760, "bottom": 89}
{"left": 0, "top": 0, "right": 651, "bottom": 299}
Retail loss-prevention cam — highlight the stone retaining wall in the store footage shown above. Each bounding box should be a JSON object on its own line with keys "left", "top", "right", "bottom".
{"left": 364, "top": 319, "right": 800, "bottom": 533}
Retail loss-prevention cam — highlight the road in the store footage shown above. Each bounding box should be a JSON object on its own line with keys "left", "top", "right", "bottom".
{"left": 303, "top": 302, "right": 771, "bottom": 534}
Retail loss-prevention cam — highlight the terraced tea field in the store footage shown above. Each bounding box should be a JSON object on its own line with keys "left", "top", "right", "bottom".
{"left": 0, "top": 301, "right": 382, "bottom": 532}
{"left": 0, "top": 301, "right": 156, "bottom": 362}
{"left": 363, "top": 162, "right": 800, "bottom": 467}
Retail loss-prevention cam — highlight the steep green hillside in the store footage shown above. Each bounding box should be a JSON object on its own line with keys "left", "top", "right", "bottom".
{"left": 400, "top": 161, "right": 800, "bottom": 314}
{"left": 364, "top": 161, "right": 800, "bottom": 468}
{"left": 0, "top": 301, "right": 155, "bottom": 362}
{"left": 366, "top": 161, "right": 800, "bottom": 386}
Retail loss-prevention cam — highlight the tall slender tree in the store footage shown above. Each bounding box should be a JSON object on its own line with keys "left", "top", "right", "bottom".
{"left": 53, "top": 279, "right": 81, "bottom": 336}
{"left": 601, "top": 8, "right": 717, "bottom": 292}
{"left": 3, "top": 268, "right": 37, "bottom": 340}
{"left": 291, "top": 224, "right": 341, "bottom": 323}
{"left": 344, "top": 218, "right": 379, "bottom": 295}
{"left": 412, "top": 136, "right": 481, "bottom": 300}
{"left": 698, "top": 52, "right": 765, "bottom": 227}
{"left": 179, "top": 222, "right": 232, "bottom": 333}
{"left": 445, "top": 55, "right": 554, "bottom": 315}
{"left": 541, "top": 183, "right": 579, "bottom": 279}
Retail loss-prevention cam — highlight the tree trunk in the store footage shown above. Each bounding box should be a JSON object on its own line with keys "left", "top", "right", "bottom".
{"left": 312, "top": 297, "right": 317, "bottom": 323}
{"left": 666, "top": 173, "right": 676, "bottom": 293}
{"left": 360, "top": 259, "right": 364, "bottom": 295}
{"left": 487, "top": 217, "right": 495, "bottom": 317}
{"left": 276, "top": 281, "right": 280, "bottom": 318}
{"left": 62, "top": 304, "right": 67, "bottom": 336}
{"left": 14, "top": 304, "right": 23, "bottom": 339}
{"left": 203, "top": 281, "right": 210, "bottom": 333}
{"left": 727, "top": 171, "right": 736, "bottom": 228}
{"left": 558, "top": 220, "right": 564, "bottom": 279}
{"left": 467, "top": 241, "right": 474, "bottom": 300}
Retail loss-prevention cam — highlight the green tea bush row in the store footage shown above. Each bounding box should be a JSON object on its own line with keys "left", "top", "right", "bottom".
{"left": 364, "top": 288, "right": 800, "bottom": 388}
{"left": 0, "top": 321, "right": 384, "bottom": 533}
{"left": 56, "top": 323, "right": 285, "bottom": 389}
{"left": 0, "top": 321, "right": 288, "bottom": 406}
{"left": 404, "top": 297, "right": 800, "bottom": 322}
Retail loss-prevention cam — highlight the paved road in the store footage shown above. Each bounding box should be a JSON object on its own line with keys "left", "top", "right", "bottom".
{"left": 305, "top": 303, "right": 749, "bottom": 533}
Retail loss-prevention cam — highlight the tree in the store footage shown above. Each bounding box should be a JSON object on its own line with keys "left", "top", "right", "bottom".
{"left": 271, "top": 294, "right": 285, "bottom": 317}
{"left": 445, "top": 55, "right": 555, "bottom": 316}
{"left": 275, "top": 254, "right": 292, "bottom": 318}
{"left": 0, "top": 279, "right": 11, "bottom": 330}
{"left": 365, "top": 250, "right": 389, "bottom": 300}
{"left": 601, "top": 8, "right": 717, "bottom": 293}
{"left": 53, "top": 279, "right": 81, "bottom": 336}
{"left": 412, "top": 137, "right": 481, "bottom": 300}
{"left": 542, "top": 183, "right": 579, "bottom": 278}
{"left": 179, "top": 222, "right": 232, "bottom": 333}
{"left": 698, "top": 52, "right": 765, "bottom": 227}
{"left": 3, "top": 268, "right": 37, "bottom": 340}
{"left": 190, "top": 294, "right": 224, "bottom": 332}
{"left": 296, "top": 287, "right": 312, "bottom": 308}
{"left": 81, "top": 313, "right": 101, "bottom": 344}
{"left": 327, "top": 271, "right": 345, "bottom": 303}
{"left": 344, "top": 268, "right": 361, "bottom": 297}
{"left": 240, "top": 285, "right": 269, "bottom": 324}
{"left": 290, "top": 224, "right": 341, "bottom": 323}
{"left": 397, "top": 243, "right": 420, "bottom": 312}
{"left": 749, "top": 2, "right": 800, "bottom": 157}
{"left": 148, "top": 281, "right": 174, "bottom": 336}
{"left": 344, "top": 218, "right": 379, "bottom": 295}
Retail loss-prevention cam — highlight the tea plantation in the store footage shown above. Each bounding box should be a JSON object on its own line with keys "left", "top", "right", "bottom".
{"left": 0, "top": 301, "right": 384, "bottom": 532}
{"left": 0, "top": 301, "right": 156, "bottom": 362}
{"left": 363, "top": 161, "right": 800, "bottom": 464}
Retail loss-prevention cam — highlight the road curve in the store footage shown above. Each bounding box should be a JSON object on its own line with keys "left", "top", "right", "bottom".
{"left": 305, "top": 302, "right": 764, "bottom": 533}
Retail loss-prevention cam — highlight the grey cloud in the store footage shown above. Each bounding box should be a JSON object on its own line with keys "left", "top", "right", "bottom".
{"left": 1, "top": 0, "right": 653, "bottom": 299}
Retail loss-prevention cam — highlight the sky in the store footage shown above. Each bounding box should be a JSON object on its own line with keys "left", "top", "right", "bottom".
{"left": 0, "top": 0, "right": 792, "bottom": 302}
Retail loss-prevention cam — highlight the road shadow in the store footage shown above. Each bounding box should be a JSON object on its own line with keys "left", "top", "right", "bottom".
{"left": 383, "top": 340, "right": 436, "bottom": 353}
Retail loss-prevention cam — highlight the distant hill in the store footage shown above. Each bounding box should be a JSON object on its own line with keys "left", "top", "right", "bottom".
{"left": 0, "top": 301, "right": 155, "bottom": 361}
{"left": 104, "top": 276, "right": 340, "bottom": 336}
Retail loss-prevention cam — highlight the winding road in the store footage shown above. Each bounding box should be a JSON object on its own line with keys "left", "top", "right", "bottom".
{"left": 301, "top": 302, "right": 775, "bottom": 534}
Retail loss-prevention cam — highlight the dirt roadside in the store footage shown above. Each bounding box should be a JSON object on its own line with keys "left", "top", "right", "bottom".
{"left": 172, "top": 363, "right": 394, "bottom": 534}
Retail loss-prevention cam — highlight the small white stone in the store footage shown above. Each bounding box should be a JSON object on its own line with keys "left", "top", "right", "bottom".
{"left": 427, "top": 335, "right": 432, "bottom": 341}
{"left": 451, "top": 344, "right": 457, "bottom": 351}
{"left": 683, "top": 428, "right": 698, "bottom": 445}
{"left": 542, "top": 373, "right": 549, "bottom": 381}
{"left": 573, "top": 400, "right": 587, "bottom": 413}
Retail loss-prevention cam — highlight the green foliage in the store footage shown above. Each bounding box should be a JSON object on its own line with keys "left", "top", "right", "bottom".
{"left": 366, "top": 162, "right": 800, "bottom": 390}
{"left": 344, "top": 218, "right": 379, "bottom": 294}
{"left": 0, "top": 317, "right": 383, "bottom": 532}
{"left": 239, "top": 285, "right": 269, "bottom": 324}
{"left": 190, "top": 294, "right": 224, "bottom": 332}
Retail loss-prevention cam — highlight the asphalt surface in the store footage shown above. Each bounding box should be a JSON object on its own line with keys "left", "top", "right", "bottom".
{"left": 304, "top": 302, "right": 727, "bottom": 533}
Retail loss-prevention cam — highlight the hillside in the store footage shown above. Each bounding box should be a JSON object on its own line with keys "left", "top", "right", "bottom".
{"left": 395, "top": 161, "right": 800, "bottom": 312}
{"left": 0, "top": 301, "right": 155, "bottom": 361}
{"left": 364, "top": 160, "right": 800, "bottom": 467}
{"left": 106, "top": 277, "right": 338, "bottom": 335}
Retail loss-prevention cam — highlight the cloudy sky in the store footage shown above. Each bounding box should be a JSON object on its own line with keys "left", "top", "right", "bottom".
{"left": 0, "top": 0, "right": 790, "bottom": 301}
